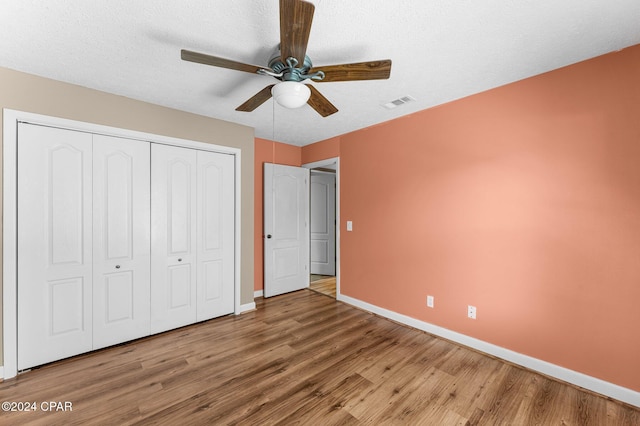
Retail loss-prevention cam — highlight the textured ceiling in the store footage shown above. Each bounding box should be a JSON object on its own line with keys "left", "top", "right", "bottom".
{"left": 1, "top": 1, "right": 640, "bottom": 146}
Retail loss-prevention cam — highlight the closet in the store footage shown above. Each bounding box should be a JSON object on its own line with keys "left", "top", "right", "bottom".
{"left": 17, "top": 122, "right": 235, "bottom": 370}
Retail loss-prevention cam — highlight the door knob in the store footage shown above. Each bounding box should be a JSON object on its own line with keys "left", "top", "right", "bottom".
{"left": 178, "top": 258, "right": 182, "bottom": 262}
{"left": 266, "top": 234, "right": 272, "bottom": 239}
{"left": 115, "top": 265, "right": 121, "bottom": 269}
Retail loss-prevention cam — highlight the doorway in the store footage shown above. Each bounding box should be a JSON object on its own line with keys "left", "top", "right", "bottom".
{"left": 304, "top": 158, "right": 339, "bottom": 299}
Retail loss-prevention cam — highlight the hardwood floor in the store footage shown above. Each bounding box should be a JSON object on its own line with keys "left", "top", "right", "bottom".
{"left": 1, "top": 289, "right": 637, "bottom": 425}
{"left": 309, "top": 276, "right": 336, "bottom": 298}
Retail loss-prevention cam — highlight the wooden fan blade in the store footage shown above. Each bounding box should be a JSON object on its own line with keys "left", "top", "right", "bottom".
{"left": 181, "top": 49, "right": 263, "bottom": 74}
{"left": 307, "top": 86, "right": 338, "bottom": 117}
{"left": 280, "top": 0, "right": 315, "bottom": 66}
{"left": 309, "top": 60, "right": 392, "bottom": 82}
{"left": 236, "top": 85, "right": 275, "bottom": 112}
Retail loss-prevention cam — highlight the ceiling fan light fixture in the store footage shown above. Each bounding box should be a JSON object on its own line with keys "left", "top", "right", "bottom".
{"left": 271, "top": 81, "right": 311, "bottom": 109}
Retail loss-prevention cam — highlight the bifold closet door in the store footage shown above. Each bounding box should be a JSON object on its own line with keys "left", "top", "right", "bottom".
{"left": 151, "top": 144, "right": 198, "bottom": 333}
{"left": 150, "top": 146, "right": 235, "bottom": 331}
{"left": 196, "top": 150, "right": 235, "bottom": 320}
{"left": 92, "top": 135, "right": 151, "bottom": 349}
{"left": 17, "top": 123, "right": 236, "bottom": 368}
{"left": 17, "top": 123, "right": 94, "bottom": 370}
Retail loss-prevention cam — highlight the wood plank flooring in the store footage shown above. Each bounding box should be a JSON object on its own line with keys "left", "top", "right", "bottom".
{"left": 309, "top": 276, "right": 336, "bottom": 298}
{"left": 0, "top": 289, "right": 638, "bottom": 425}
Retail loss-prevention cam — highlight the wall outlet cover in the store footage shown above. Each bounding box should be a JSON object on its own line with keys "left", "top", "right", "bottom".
{"left": 468, "top": 305, "right": 476, "bottom": 319}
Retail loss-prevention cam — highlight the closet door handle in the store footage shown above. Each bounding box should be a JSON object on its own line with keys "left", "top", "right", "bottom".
{"left": 266, "top": 234, "right": 272, "bottom": 239}
{"left": 115, "top": 265, "right": 121, "bottom": 269}
{"left": 178, "top": 258, "right": 182, "bottom": 262}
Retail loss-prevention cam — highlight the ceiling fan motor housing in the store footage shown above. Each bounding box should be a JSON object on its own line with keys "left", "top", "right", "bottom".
{"left": 268, "top": 53, "right": 324, "bottom": 82}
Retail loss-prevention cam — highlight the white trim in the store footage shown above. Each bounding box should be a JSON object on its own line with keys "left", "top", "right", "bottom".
{"left": 234, "top": 151, "right": 242, "bottom": 317}
{"left": 338, "top": 294, "right": 640, "bottom": 408}
{"left": 239, "top": 302, "right": 256, "bottom": 314}
{"left": 2, "top": 109, "right": 243, "bottom": 379}
{"left": 3, "top": 110, "right": 19, "bottom": 380}
{"left": 4, "top": 110, "right": 240, "bottom": 155}
{"left": 302, "top": 157, "right": 340, "bottom": 299}
{"left": 254, "top": 290, "right": 264, "bottom": 298}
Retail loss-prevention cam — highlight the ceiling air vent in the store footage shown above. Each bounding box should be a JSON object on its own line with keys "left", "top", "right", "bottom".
{"left": 382, "top": 95, "right": 416, "bottom": 109}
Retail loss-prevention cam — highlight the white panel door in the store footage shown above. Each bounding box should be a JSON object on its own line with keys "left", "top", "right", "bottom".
{"left": 151, "top": 144, "right": 197, "bottom": 333}
{"left": 17, "top": 123, "right": 93, "bottom": 370}
{"left": 92, "top": 135, "right": 151, "bottom": 349}
{"left": 264, "top": 163, "right": 309, "bottom": 297}
{"left": 196, "top": 151, "right": 235, "bottom": 320}
{"left": 310, "top": 172, "right": 336, "bottom": 275}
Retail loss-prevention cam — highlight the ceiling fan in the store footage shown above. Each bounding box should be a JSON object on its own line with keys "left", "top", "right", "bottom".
{"left": 181, "top": 0, "right": 392, "bottom": 117}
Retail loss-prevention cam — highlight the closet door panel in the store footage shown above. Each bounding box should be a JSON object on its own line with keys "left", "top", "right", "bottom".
{"left": 151, "top": 144, "right": 197, "bottom": 333}
{"left": 93, "top": 135, "right": 151, "bottom": 349}
{"left": 196, "top": 151, "right": 235, "bottom": 320}
{"left": 17, "top": 123, "right": 93, "bottom": 370}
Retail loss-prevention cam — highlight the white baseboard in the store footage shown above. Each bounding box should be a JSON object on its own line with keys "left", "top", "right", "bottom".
{"left": 238, "top": 290, "right": 264, "bottom": 313}
{"left": 337, "top": 294, "right": 640, "bottom": 408}
{"left": 238, "top": 302, "right": 256, "bottom": 314}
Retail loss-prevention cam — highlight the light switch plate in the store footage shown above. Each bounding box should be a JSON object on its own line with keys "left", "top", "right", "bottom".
{"left": 347, "top": 221, "right": 353, "bottom": 231}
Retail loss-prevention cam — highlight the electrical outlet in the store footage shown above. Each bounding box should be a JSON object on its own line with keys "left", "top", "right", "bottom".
{"left": 467, "top": 305, "right": 476, "bottom": 319}
{"left": 427, "top": 295, "right": 434, "bottom": 308}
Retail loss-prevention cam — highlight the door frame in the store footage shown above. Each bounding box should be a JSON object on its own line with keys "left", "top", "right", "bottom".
{"left": 302, "top": 157, "right": 340, "bottom": 299}
{"left": 2, "top": 108, "right": 243, "bottom": 379}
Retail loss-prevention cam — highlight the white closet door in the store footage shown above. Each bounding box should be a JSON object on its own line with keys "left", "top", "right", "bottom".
{"left": 151, "top": 144, "right": 197, "bottom": 333}
{"left": 92, "top": 135, "right": 151, "bottom": 349}
{"left": 196, "top": 151, "right": 235, "bottom": 320}
{"left": 17, "top": 123, "right": 93, "bottom": 370}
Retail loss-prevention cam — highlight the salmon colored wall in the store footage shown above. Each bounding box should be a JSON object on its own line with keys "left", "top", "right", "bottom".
{"left": 339, "top": 45, "right": 640, "bottom": 391}
{"left": 301, "top": 136, "right": 341, "bottom": 164}
{"left": 254, "top": 138, "right": 302, "bottom": 291}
